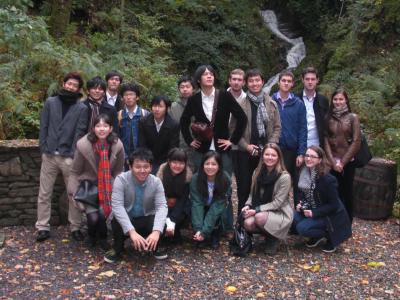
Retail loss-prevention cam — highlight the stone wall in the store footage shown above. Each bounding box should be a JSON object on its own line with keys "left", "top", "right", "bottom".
{"left": 0, "top": 140, "right": 67, "bottom": 226}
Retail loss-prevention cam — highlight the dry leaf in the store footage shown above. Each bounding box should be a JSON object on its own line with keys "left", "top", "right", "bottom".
{"left": 225, "top": 286, "right": 237, "bottom": 293}
{"left": 367, "top": 261, "right": 385, "bottom": 267}
{"left": 98, "top": 270, "right": 116, "bottom": 278}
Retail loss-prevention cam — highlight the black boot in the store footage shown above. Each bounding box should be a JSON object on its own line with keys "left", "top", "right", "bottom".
{"left": 264, "top": 235, "right": 280, "bottom": 256}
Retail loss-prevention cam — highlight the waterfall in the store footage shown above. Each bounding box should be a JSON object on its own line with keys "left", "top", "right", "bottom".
{"left": 261, "top": 10, "right": 306, "bottom": 94}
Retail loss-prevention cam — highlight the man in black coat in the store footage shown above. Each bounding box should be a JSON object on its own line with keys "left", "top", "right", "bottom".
{"left": 296, "top": 67, "right": 329, "bottom": 148}
{"left": 105, "top": 70, "right": 124, "bottom": 111}
{"left": 83, "top": 76, "right": 118, "bottom": 134}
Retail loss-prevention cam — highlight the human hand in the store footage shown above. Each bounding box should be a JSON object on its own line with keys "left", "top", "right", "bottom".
{"left": 296, "top": 203, "right": 302, "bottom": 212}
{"left": 72, "top": 199, "right": 85, "bottom": 212}
{"left": 190, "top": 139, "right": 201, "bottom": 149}
{"left": 145, "top": 231, "right": 161, "bottom": 251}
{"left": 296, "top": 155, "right": 304, "bottom": 167}
{"left": 217, "top": 139, "right": 232, "bottom": 151}
{"left": 334, "top": 162, "right": 343, "bottom": 173}
{"left": 246, "top": 144, "right": 259, "bottom": 156}
{"left": 129, "top": 229, "right": 148, "bottom": 251}
{"left": 303, "top": 210, "right": 313, "bottom": 218}
{"left": 241, "top": 205, "right": 250, "bottom": 212}
{"left": 244, "top": 209, "right": 256, "bottom": 218}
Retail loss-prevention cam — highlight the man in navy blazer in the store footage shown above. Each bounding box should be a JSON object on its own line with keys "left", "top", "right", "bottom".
{"left": 36, "top": 72, "right": 88, "bottom": 242}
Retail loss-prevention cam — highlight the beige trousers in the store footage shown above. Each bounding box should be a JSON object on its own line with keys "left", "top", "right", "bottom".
{"left": 35, "top": 154, "right": 82, "bottom": 232}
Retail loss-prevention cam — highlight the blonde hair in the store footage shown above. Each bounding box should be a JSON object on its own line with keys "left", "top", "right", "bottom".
{"left": 229, "top": 68, "right": 245, "bottom": 79}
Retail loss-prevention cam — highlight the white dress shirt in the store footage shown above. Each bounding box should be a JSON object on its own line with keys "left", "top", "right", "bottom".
{"left": 302, "top": 91, "right": 319, "bottom": 147}
{"left": 106, "top": 91, "right": 117, "bottom": 106}
{"left": 201, "top": 87, "right": 216, "bottom": 150}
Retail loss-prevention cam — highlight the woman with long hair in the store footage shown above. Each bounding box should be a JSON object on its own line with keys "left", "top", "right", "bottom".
{"left": 157, "top": 148, "right": 192, "bottom": 242}
{"left": 242, "top": 143, "right": 293, "bottom": 255}
{"left": 293, "top": 145, "right": 352, "bottom": 252}
{"left": 68, "top": 114, "right": 125, "bottom": 250}
{"left": 191, "top": 151, "right": 231, "bottom": 249}
{"left": 324, "top": 89, "right": 361, "bottom": 222}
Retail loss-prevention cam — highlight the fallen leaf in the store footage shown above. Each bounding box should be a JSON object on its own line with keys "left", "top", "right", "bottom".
{"left": 256, "top": 292, "right": 265, "bottom": 298}
{"left": 61, "top": 239, "right": 70, "bottom": 243}
{"left": 20, "top": 248, "right": 29, "bottom": 254}
{"left": 225, "top": 286, "right": 237, "bottom": 293}
{"left": 88, "top": 265, "right": 100, "bottom": 271}
{"left": 361, "top": 279, "right": 369, "bottom": 285}
{"left": 367, "top": 261, "right": 385, "bottom": 267}
{"left": 98, "top": 270, "right": 116, "bottom": 278}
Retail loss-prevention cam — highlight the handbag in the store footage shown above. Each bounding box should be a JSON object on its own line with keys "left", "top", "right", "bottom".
{"left": 74, "top": 180, "right": 99, "bottom": 208}
{"left": 190, "top": 90, "right": 219, "bottom": 142}
{"left": 353, "top": 133, "right": 372, "bottom": 168}
{"left": 229, "top": 212, "right": 252, "bottom": 257}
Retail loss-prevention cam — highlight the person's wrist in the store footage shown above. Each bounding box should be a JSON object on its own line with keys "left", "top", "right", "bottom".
{"left": 255, "top": 206, "right": 261, "bottom": 213}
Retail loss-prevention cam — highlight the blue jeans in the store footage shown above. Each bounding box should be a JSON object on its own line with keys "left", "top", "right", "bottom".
{"left": 293, "top": 211, "right": 326, "bottom": 239}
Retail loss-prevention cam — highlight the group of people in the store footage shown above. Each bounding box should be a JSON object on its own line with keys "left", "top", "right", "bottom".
{"left": 35, "top": 65, "right": 361, "bottom": 263}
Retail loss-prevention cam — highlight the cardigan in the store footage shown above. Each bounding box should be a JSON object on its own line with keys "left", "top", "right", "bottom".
{"left": 180, "top": 90, "right": 247, "bottom": 153}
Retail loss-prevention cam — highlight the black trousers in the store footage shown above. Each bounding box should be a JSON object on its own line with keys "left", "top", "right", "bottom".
{"left": 331, "top": 161, "right": 356, "bottom": 223}
{"left": 235, "top": 151, "right": 259, "bottom": 215}
{"left": 282, "top": 148, "right": 299, "bottom": 205}
{"left": 111, "top": 215, "right": 157, "bottom": 254}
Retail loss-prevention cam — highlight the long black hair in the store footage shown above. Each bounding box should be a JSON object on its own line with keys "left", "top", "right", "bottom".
{"left": 87, "top": 114, "right": 118, "bottom": 144}
{"left": 196, "top": 151, "right": 229, "bottom": 200}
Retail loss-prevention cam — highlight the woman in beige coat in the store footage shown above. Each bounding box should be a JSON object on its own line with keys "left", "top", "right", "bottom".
{"left": 68, "top": 114, "right": 124, "bottom": 250}
{"left": 242, "top": 143, "right": 293, "bottom": 255}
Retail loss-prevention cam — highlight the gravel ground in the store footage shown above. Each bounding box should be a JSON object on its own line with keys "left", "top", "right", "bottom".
{"left": 0, "top": 217, "right": 399, "bottom": 299}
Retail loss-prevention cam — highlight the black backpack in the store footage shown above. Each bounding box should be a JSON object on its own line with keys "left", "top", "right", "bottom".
{"left": 230, "top": 212, "right": 252, "bottom": 257}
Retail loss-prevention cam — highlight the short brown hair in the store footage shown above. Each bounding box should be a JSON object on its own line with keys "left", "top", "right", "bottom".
{"left": 301, "top": 67, "right": 319, "bottom": 79}
{"left": 63, "top": 71, "right": 84, "bottom": 89}
{"left": 278, "top": 70, "right": 294, "bottom": 81}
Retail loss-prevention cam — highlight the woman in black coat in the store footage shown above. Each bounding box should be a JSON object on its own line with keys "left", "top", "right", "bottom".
{"left": 292, "top": 145, "right": 352, "bottom": 253}
{"left": 138, "top": 95, "right": 180, "bottom": 174}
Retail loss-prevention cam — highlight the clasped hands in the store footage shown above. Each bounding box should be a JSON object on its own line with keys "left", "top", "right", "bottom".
{"left": 241, "top": 205, "right": 256, "bottom": 218}
{"left": 190, "top": 139, "right": 232, "bottom": 150}
{"left": 128, "top": 229, "right": 160, "bottom": 251}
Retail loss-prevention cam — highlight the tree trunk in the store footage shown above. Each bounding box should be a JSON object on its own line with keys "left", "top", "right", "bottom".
{"left": 49, "top": 0, "right": 72, "bottom": 39}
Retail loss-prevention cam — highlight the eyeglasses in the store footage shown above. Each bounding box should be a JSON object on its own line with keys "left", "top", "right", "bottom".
{"left": 305, "top": 154, "right": 320, "bottom": 159}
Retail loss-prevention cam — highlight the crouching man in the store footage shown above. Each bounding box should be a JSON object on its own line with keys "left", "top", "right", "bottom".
{"left": 104, "top": 148, "right": 168, "bottom": 263}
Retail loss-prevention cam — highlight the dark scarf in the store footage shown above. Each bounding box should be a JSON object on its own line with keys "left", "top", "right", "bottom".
{"left": 247, "top": 91, "right": 268, "bottom": 138}
{"left": 252, "top": 169, "right": 280, "bottom": 208}
{"left": 93, "top": 140, "right": 112, "bottom": 218}
{"left": 88, "top": 98, "right": 101, "bottom": 131}
{"left": 332, "top": 106, "right": 349, "bottom": 119}
{"left": 162, "top": 165, "right": 187, "bottom": 199}
{"left": 58, "top": 89, "right": 82, "bottom": 119}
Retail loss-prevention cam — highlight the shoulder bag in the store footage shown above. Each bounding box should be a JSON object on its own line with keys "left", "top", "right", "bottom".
{"left": 349, "top": 114, "right": 372, "bottom": 168}
{"left": 74, "top": 180, "right": 99, "bottom": 208}
{"left": 191, "top": 90, "right": 219, "bottom": 142}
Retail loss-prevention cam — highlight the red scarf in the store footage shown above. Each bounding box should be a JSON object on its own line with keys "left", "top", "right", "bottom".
{"left": 94, "top": 140, "right": 112, "bottom": 218}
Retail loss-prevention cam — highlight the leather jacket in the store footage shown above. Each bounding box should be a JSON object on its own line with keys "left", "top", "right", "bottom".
{"left": 324, "top": 112, "right": 361, "bottom": 166}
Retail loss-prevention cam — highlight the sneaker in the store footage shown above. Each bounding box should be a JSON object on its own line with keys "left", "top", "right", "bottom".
{"left": 104, "top": 249, "right": 121, "bottom": 263}
{"left": 153, "top": 248, "right": 168, "bottom": 260}
{"left": 322, "top": 241, "right": 337, "bottom": 253}
{"left": 36, "top": 230, "right": 50, "bottom": 242}
{"left": 71, "top": 230, "right": 84, "bottom": 241}
{"left": 305, "top": 237, "right": 326, "bottom": 248}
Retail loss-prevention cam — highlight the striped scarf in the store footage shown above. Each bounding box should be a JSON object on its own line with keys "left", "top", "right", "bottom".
{"left": 298, "top": 167, "right": 318, "bottom": 210}
{"left": 247, "top": 91, "right": 268, "bottom": 138}
{"left": 94, "top": 140, "right": 112, "bottom": 218}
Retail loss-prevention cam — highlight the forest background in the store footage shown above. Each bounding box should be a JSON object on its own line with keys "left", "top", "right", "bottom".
{"left": 0, "top": 0, "right": 399, "bottom": 176}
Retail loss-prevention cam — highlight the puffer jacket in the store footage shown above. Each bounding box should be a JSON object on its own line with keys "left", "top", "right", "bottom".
{"left": 324, "top": 112, "right": 361, "bottom": 166}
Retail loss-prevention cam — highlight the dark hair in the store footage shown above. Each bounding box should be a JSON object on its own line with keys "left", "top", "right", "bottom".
{"left": 128, "top": 148, "right": 153, "bottom": 166}
{"left": 120, "top": 83, "right": 141, "bottom": 97}
{"left": 306, "top": 145, "right": 331, "bottom": 176}
{"left": 278, "top": 70, "right": 295, "bottom": 81}
{"left": 63, "top": 71, "right": 84, "bottom": 89}
{"left": 105, "top": 70, "right": 123, "bottom": 83}
{"left": 196, "top": 151, "right": 229, "bottom": 200}
{"left": 245, "top": 68, "right": 264, "bottom": 83}
{"left": 151, "top": 95, "right": 171, "bottom": 108}
{"left": 167, "top": 148, "right": 188, "bottom": 163}
{"left": 87, "top": 76, "right": 107, "bottom": 92}
{"left": 87, "top": 114, "right": 118, "bottom": 144}
{"left": 329, "top": 88, "right": 351, "bottom": 113}
{"left": 177, "top": 75, "right": 194, "bottom": 88}
{"left": 301, "top": 67, "right": 319, "bottom": 79}
{"left": 193, "top": 64, "right": 216, "bottom": 88}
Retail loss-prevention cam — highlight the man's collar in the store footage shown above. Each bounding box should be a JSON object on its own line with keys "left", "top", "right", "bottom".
{"left": 201, "top": 87, "right": 215, "bottom": 98}
{"left": 106, "top": 91, "right": 117, "bottom": 99}
{"left": 303, "top": 90, "right": 316, "bottom": 100}
{"left": 125, "top": 105, "right": 139, "bottom": 114}
{"left": 277, "top": 91, "right": 293, "bottom": 101}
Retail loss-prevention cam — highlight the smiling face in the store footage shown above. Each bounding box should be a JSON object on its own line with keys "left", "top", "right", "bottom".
{"left": 302, "top": 72, "right": 318, "bottom": 92}
{"left": 200, "top": 68, "right": 215, "bottom": 89}
{"left": 203, "top": 157, "right": 219, "bottom": 180}
{"left": 152, "top": 100, "right": 167, "bottom": 121}
{"left": 88, "top": 86, "right": 105, "bottom": 102}
{"left": 63, "top": 78, "right": 80, "bottom": 93}
{"left": 304, "top": 148, "right": 322, "bottom": 169}
{"left": 229, "top": 74, "right": 245, "bottom": 93}
{"left": 169, "top": 160, "right": 186, "bottom": 176}
{"left": 131, "top": 159, "right": 152, "bottom": 183}
{"left": 332, "top": 93, "right": 348, "bottom": 110}
{"left": 94, "top": 119, "right": 113, "bottom": 141}
{"left": 247, "top": 75, "right": 264, "bottom": 95}
{"left": 263, "top": 147, "right": 279, "bottom": 170}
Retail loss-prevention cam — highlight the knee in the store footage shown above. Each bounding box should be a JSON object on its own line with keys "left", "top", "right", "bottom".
{"left": 243, "top": 218, "right": 254, "bottom": 231}
{"left": 295, "top": 222, "right": 308, "bottom": 236}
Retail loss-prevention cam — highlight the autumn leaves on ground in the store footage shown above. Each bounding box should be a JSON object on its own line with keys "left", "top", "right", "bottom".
{"left": 0, "top": 218, "right": 399, "bottom": 299}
